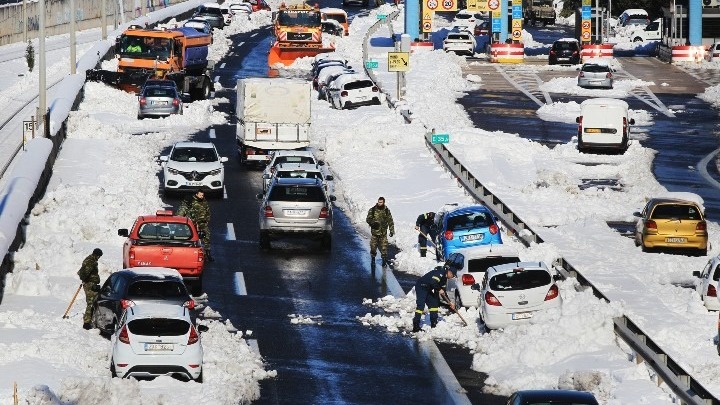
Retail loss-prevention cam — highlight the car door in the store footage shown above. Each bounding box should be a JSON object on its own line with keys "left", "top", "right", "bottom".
{"left": 94, "top": 274, "right": 121, "bottom": 331}
{"left": 635, "top": 201, "right": 651, "bottom": 240}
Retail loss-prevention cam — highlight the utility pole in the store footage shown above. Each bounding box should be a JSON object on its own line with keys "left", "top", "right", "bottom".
{"left": 102, "top": 0, "right": 107, "bottom": 39}
{"left": 141, "top": 0, "right": 146, "bottom": 18}
{"left": 39, "top": 0, "right": 46, "bottom": 128}
{"left": 70, "top": 0, "right": 76, "bottom": 74}
{"left": 22, "top": 0, "right": 27, "bottom": 42}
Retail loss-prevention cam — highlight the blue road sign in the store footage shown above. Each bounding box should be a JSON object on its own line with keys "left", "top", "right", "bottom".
{"left": 365, "top": 60, "right": 379, "bottom": 69}
{"left": 431, "top": 133, "right": 450, "bottom": 144}
{"left": 513, "top": 10, "right": 522, "bottom": 19}
{"left": 492, "top": 18, "right": 501, "bottom": 32}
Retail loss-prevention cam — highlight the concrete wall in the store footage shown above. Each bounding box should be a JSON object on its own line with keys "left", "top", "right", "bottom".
{"left": 0, "top": 0, "right": 189, "bottom": 46}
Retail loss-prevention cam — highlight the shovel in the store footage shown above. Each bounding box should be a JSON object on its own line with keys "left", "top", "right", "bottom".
{"left": 414, "top": 227, "right": 439, "bottom": 255}
{"left": 440, "top": 290, "right": 468, "bottom": 327}
{"left": 62, "top": 283, "right": 83, "bottom": 319}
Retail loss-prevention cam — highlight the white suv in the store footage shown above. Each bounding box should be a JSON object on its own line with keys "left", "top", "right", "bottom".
{"left": 262, "top": 150, "right": 324, "bottom": 186}
{"left": 110, "top": 302, "right": 207, "bottom": 381}
{"left": 160, "top": 142, "right": 228, "bottom": 197}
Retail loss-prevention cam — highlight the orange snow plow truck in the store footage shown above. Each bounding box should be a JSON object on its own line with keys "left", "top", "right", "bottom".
{"left": 87, "top": 26, "right": 214, "bottom": 100}
{"left": 268, "top": 2, "right": 334, "bottom": 67}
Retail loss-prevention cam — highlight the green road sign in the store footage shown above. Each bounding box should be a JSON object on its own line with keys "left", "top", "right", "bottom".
{"left": 377, "top": 14, "right": 387, "bottom": 20}
{"left": 365, "top": 60, "right": 379, "bottom": 69}
{"left": 431, "top": 133, "right": 450, "bottom": 144}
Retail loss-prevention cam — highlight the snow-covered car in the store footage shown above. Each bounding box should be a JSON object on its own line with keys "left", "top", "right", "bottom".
{"left": 263, "top": 162, "right": 334, "bottom": 195}
{"left": 617, "top": 9, "right": 649, "bottom": 28}
{"left": 312, "top": 59, "right": 351, "bottom": 89}
{"left": 321, "top": 20, "right": 345, "bottom": 36}
{"left": 316, "top": 65, "right": 355, "bottom": 100}
{"left": 443, "top": 31, "right": 477, "bottom": 56}
{"left": 707, "top": 43, "right": 720, "bottom": 62}
{"left": 229, "top": 2, "right": 253, "bottom": 16}
{"left": 219, "top": 4, "right": 233, "bottom": 25}
{"left": 326, "top": 73, "right": 381, "bottom": 110}
{"left": 693, "top": 254, "right": 720, "bottom": 311}
{"left": 262, "top": 150, "right": 325, "bottom": 184}
{"left": 193, "top": 3, "right": 225, "bottom": 29}
{"left": 451, "top": 9, "right": 486, "bottom": 31}
{"left": 445, "top": 245, "right": 520, "bottom": 308}
{"left": 183, "top": 18, "right": 212, "bottom": 35}
{"left": 577, "top": 63, "right": 614, "bottom": 89}
{"left": 110, "top": 302, "right": 206, "bottom": 381}
{"left": 160, "top": 142, "right": 228, "bottom": 197}
{"left": 475, "top": 261, "right": 562, "bottom": 330}
{"left": 321, "top": 8, "right": 349, "bottom": 36}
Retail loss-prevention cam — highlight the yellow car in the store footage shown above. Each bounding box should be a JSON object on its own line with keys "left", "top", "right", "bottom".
{"left": 633, "top": 197, "right": 708, "bottom": 255}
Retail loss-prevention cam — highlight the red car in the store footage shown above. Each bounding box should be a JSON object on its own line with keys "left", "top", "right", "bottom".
{"left": 474, "top": 20, "right": 490, "bottom": 36}
{"left": 118, "top": 210, "right": 206, "bottom": 295}
{"left": 248, "top": 0, "right": 271, "bottom": 12}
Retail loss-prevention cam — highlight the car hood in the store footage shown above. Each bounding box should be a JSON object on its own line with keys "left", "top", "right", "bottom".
{"left": 166, "top": 161, "right": 223, "bottom": 172}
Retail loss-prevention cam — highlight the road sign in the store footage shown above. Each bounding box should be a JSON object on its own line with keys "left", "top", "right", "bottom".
{"left": 365, "top": 60, "right": 379, "bottom": 69}
{"left": 425, "top": 0, "right": 439, "bottom": 10}
{"left": 377, "top": 14, "right": 387, "bottom": 20}
{"left": 512, "top": 9, "right": 522, "bottom": 19}
{"left": 422, "top": 20, "right": 433, "bottom": 32}
{"left": 431, "top": 133, "right": 450, "bottom": 144}
{"left": 491, "top": 18, "right": 501, "bottom": 32}
{"left": 488, "top": 0, "right": 499, "bottom": 10}
{"left": 388, "top": 52, "right": 410, "bottom": 72}
{"left": 581, "top": 20, "right": 590, "bottom": 29}
{"left": 581, "top": 31, "right": 591, "bottom": 41}
{"left": 512, "top": 19, "right": 522, "bottom": 28}
{"left": 581, "top": 0, "right": 591, "bottom": 5}
{"left": 512, "top": 29, "right": 522, "bottom": 40}
{"left": 441, "top": 0, "right": 457, "bottom": 11}
{"left": 466, "top": 0, "right": 489, "bottom": 11}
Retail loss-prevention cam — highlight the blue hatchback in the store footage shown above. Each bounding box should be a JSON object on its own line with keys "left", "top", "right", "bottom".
{"left": 433, "top": 205, "right": 503, "bottom": 260}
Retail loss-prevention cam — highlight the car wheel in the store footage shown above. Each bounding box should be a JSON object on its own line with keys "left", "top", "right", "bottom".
{"left": 195, "top": 371, "right": 203, "bottom": 383}
{"left": 137, "top": 114, "right": 143, "bottom": 120}
{"left": 454, "top": 292, "right": 463, "bottom": 309}
{"left": 633, "top": 37, "right": 643, "bottom": 43}
{"left": 699, "top": 248, "right": 708, "bottom": 257}
{"left": 259, "top": 231, "right": 271, "bottom": 250}
{"left": 641, "top": 243, "right": 650, "bottom": 253}
{"left": 110, "top": 362, "right": 118, "bottom": 378}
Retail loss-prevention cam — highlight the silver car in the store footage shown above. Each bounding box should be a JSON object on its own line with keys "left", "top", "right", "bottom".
{"left": 577, "top": 63, "right": 614, "bottom": 89}
{"left": 257, "top": 177, "right": 335, "bottom": 251}
{"left": 138, "top": 86, "right": 183, "bottom": 119}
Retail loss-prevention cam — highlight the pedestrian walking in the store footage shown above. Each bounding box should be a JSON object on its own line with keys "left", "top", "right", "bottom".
{"left": 365, "top": 196, "right": 395, "bottom": 267}
{"left": 415, "top": 211, "right": 436, "bottom": 258}
{"left": 77, "top": 248, "right": 102, "bottom": 330}
{"left": 412, "top": 264, "right": 457, "bottom": 332}
{"left": 178, "top": 190, "right": 213, "bottom": 261}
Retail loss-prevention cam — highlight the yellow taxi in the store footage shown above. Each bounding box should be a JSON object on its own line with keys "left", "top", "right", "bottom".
{"left": 633, "top": 195, "right": 708, "bottom": 256}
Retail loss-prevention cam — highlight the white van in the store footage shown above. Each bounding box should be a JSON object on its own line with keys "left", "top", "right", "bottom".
{"left": 576, "top": 98, "right": 634, "bottom": 153}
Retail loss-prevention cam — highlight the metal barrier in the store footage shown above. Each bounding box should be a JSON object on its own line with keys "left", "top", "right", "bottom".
{"left": 362, "top": 9, "right": 400, "bottom": 109}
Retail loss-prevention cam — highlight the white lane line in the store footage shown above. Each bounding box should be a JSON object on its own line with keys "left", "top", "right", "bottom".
{"left": 214, "top": 75, "right": 220, "bottom": 83}
{"left": 698, "top": 148, "right": 720, "bottom": 191}
{"left": 220, "top": 62, "right": 226, "bottom": 68}
{"left": 418, "top": 340, "right": 473, "bottom": 405}
{"left": 223, "top": 185, "right": 228, "bottom": 199}
{"left": 234, "top": 272, "right": 247, "bottom": 295}
{"left": 210, "top": 91, "right": 216, "bottom": 98}
{"left": 229, "top": 51, "right": 234, "bottom": 56}
{"left": 250, "top": 32, "right": 258, "bottom": 37}
{"left": 236, "top": 239, "right": 258, "bottom": 245}
{"left": 208, "top": 128, "right": 216, "bottom": 139}
{"left": 226, "top": 223, "right": 236, "bottom": 240}
{"left": 239, "top": 41, "right": 245, "bottom": 47}
{"left": 248, "top": 339, "right": 260, "bottom": 355}
{"left": 495, "top": 65, "right": 544, "bottom": 107}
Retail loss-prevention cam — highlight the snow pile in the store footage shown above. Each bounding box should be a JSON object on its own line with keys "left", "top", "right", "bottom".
{"left": 288, "top": 314, "right": 324, "bottom": 325}
{"left": 699, "top": 84, "right": 720, "bottom": 108}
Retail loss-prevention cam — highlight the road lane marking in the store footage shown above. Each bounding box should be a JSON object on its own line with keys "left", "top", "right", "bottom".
{"left": 248, "top": 339, "right": 260, "bottom": 354}
{"left": 698, "top": 148, "right": 720, "bottom": 191}
{"left": 220, "top": 62, "right": 226, "bottom": 68}
{"left": 234, "top": 272, "right": 247, "bottom": 295}
{"left": 226, "top": 223, "right": 236, "bottom": 240}
{"left": 418, "top": 340, "right": 472, "bottom": 405}
{"left": 223, "top": 185, "right": 228, "bottom": 199}
{"left": 250, "top": 32, "right": 258, "bottom": 37}
{"left": 214, "top": 75, "right": 220, "bottom": 83}
{"left": 239, "top": 41, "right": 245, "bottom": 47}
{"left": 209, "top": 128, "right": 216, "bottom": 138}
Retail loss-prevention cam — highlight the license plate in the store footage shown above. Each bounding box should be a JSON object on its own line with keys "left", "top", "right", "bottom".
{"left": 512, "top": 312, "right": 533, "bottom": 320}
{"left": 186, "top": 181, "right": 203, "bottom": 186}
{"left": 145, "top": 343, "right": 174, "bottom": 351}
{"left": 150, "top": 101, "right": 168, "bottom": 105}
{"left": 590, "top": 80, "right": 603, "bottom": 84}
{"left": 585, "top": 128, "right": 601, "bottom": 133}
{"left": 666, "top": 237, "right": 687, "bottom": 243}
{"left": 284, "top": 209, "right": 309, "bottom": 217}
{"left": 460, "top": 233, "right": 484, "bottom": 242}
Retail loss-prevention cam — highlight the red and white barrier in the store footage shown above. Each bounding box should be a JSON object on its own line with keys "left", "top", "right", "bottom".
{"left": 580, "top": 44, "right": 614, "bottom": 63}
{"left": 489, "top": 43, "right": 524, "bottom": 64}
{"left": 671, "top": 45, "right": 707, "bottom": 63}
{"left": 410, "top": 41, "right": 434, "bottom": 53}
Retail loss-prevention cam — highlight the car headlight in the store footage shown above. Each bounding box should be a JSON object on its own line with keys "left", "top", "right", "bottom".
{"left": 167, "top": 167, "right": 179, "bottom": 175}
{"left": 208, "top": 168, "right": 222, "bottom": 176}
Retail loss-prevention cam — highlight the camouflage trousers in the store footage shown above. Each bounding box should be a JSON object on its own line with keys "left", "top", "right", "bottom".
{"left": 198, "top": 224, "right": 211, "bottom": 257}
{"left": 83, "top": 282, "right": 98, "bottom": 324}
{"left": 370, "top": 234, "right": 388, "bottom": 259}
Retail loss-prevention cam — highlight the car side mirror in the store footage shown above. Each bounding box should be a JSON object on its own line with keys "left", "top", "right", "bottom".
{"left": 318, "top": 160, "right": 325, "bottom": 166}
{"left": 575, "top": 117, "right": 581, "bottom": 124}
{"left": 118, "top": 228, "right": 129, "bottom": 237}
{"left": 632, "top": 211, "right": 642, "bottom": 218}
{"left": 470, "top": 283, "right": 480, "bottom": 291}
{"left": 159, "top": 155, "right": 169, "bottom": 162}
{"left": 220, "top": 157, "right": 229, "bottom": 163}
{"left": 101, "top": 285, "right": 111, "bottom": 295}
{"left": 256, "top": 193, "right": 264, "bottom": 200}
{"left": 325, "top": 175, "right": 334, "bottom": 181}
{"left": 553, "top": 274, "right": 563, "bottom": 281}
{"left": 329, "top": 195, "right": 337, "bottom": 202}
{"left": 629, "top": 118, "right": 635, "bottom": 125}
{"left": 197, "top": 324, "right": 210, "bottom": 333}
{"left": 262, "top": 173, "right": 271, "bottom": 179}
{"left": 693, "top": 271, "right": 701, "bottom": 277}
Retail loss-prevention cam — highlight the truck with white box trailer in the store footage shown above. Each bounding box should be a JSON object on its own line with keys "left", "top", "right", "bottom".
{"left": 236, "top": 78, "right": 312, "bottom": 165}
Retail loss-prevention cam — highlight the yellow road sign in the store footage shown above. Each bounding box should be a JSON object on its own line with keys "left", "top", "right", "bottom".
{"left": 467, "top": 0, "right": 489, "bottom": 11}
{"left": 512, "top": 19, "right": 522, "bottom": 28}
{"left": 422, "top": 20, "right": 433, "bottom": 32}
{"left": 512, "top": 29, "right": 522, "bottom": 40}
{"left": 441, "top": 0, "right": 457, "bottom": 11}
{"left": 388, "top": 52, "right": 410, "bottom": 72}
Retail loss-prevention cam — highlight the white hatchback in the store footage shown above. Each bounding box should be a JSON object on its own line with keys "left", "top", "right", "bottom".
{"left": 110, "top": 302, "right": 206, "bottom": 381}
{"left": 445, "top": 245, "right": 520, "bottom": 308}
{"left": 694, "top": 254, "right": 720, "bottom": 311}
{"left": 451, "top": 9, "right": 487, "bottom": 31}
{"left": 443, "top": 31, "right": 477, "bottom": 56}
{"left": 326, "top": 74, "right": 381, "bottom": 110}
{"left": 476, "top": 261, "right": 562, "bottom": 330}
{"left": 160, "top": 142, "right": 228, "bottom": 197}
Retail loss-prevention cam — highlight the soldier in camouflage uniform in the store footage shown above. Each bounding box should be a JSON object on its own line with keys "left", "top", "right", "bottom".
{"left": 77, "top": 248, "right": 102, "bottom": 330}
{"left": 365, "top": 196, "right": 395, "bottom": 267}
{"left": 178, "top": 190, "right": 213, "bottom": 261}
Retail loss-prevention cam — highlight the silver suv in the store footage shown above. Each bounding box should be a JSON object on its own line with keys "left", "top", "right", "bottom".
{"left": 257, "top": 177, "right": 335, "bottom": 250}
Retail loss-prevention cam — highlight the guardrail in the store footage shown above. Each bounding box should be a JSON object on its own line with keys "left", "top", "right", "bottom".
{"left": 361, "top": 11, "right": 720, "bottom": 405}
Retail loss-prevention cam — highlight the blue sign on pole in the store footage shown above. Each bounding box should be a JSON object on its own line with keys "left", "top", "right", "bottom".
{"left": 512, "top": 9, "right": 523, "bottom": 19}
{"left": 582, "top": 11, "right": 591, "bottom": 19}
{"left": 492, "top": 18, "right": 501, "bottom": 32}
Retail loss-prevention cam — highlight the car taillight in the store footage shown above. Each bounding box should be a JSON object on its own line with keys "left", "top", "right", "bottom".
{"left": 709, "top": 284, "right": 717, "bottom": 297}
{"left": 485, "top": 291, "right": 501, "bottom": 306}
{"left": 646, "top": 220, "right": 657, "bottom": 231}
{"left": 246, "top": 148, "right": 256, "bottom": 155}
{"left": 578, "top": 71, "right": 585, "bottom": 77}
{"left": 545, "top": 284, "right": 559, "bottom": 301}
{"left": 550, "top": 50, "right": 555, "bottom": 55}
{"left": 489, "top": 224, "right": 499, "bottom": 235}
{"left": 264, "top": 206, "right": 274, "bottom": 217}
{"left": 198, "top": 251, "right": 204, "bottom": 262}
{"left": 444, "top": 230, "right": 454, "bottom": 240}
{"left": 623, "top": 117, "right": 628, "bottom": 136}
{"left": 341, "top": 91, "right": 348, "bottom": 97}
{"left": 319, "top": 206, "right": 329, "bottom": 219}
{"left": 697, "top": 221, "right": 707, "bottom": 231}
{"left": 172, "top": 98, "right": 179, "bottom": 107}
{"left": 606, "top": 72, "right": 613, "bottom": 78}
{"left": 119, "top": 325, "right": 130, "bottom": 344}
{"left": 121, "top": 299, "right": 134, "bottom": 309}
{"left": 188, "top": 326, "right": 199, "bottom": 345}
{"left": 129, "top": 249, "right": 135, "bottom": 260}
{"left": 572, "top": 50, "right": 578, "bottom": 55}
{"left": 461, "top": 274, "right": 475, "bottom": 285}
{"left": 183, "top": 300, "right": 196, "bottom": 309}
{"left": 577, "top": 115, "right": 582, "bottom": 137}
{"left": 371, "top": 86, "right": 378, "bottom": 92}
{"left": 139, "top": 97, "right": 146, "bottom": 105}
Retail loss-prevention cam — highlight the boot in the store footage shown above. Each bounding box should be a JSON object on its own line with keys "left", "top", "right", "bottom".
{"left": 430, "top": 314, "right": 438, "bottom": 328}
{"left": 83, "top": 322, "right": 92, "bottom": 330}
{"left": 420, "top": 250, "right": 426, "bottom": 258}
{"left": 381, "top": 256, "right": 388, "bottom": 267}
{"left": 412, "top": 316, "right": 421, "bottom": 333}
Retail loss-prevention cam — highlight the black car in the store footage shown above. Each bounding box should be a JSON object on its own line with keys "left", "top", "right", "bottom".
{"left": 193, "top": 4, "right": 225, "bottom": 29}
{"left": 548, "top": 39, "right": 581, "bottom": 65}
{"left": 91, "top": 267, "right": 194, "bottom": 335}
{"left": 507, "top": 389, "right": 599, "bottom": 405}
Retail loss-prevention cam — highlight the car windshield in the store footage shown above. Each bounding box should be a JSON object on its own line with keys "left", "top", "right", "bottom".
{"left": 650, "top": 204, "right": 701, "bottom": 220}
{"left": 269, "top": 185, "right": 325, "bottom": 202}
{"left": 127, "top": 280, "right": 188, "bottom": 299}
{"left": 345, "top": 80, "right": 374, "bottom": 90}
{"left": 325, "top": 14, "right": 347, "bottom": 23}
{"left": 489, "top": 269, "right": 551, "bottom": 291}
{"left": 447, "top": 211, "right": 493, "bottom": 231}
{"left": 128, "top": 318, "right": 190, "bottom": 336}
{"left": 276, "top": 170, "right": 323, "bottom": 180}
{"left": 197, "top": 6, "right": 223, "bottom": 16}
{"left": 171, "top": 147, "right": 218, "bottom": 162}
{"left": 118, "top": 35, "right": 173, "bottom": 59}
{"left": 455, "top": 14, "right": 471, "bottom": 19}
{"left": 144, "top": 87, "right": 176, "bottom": 98}
{"left": 447, "top": 34, "right": 471, "bottom": 40}
{"left": 582, "top": 64, "right": 610, "bottom": 72}
{"left": 468, "top": 256, "right": 520, "bottom": 273}
{"left": 554, "top": 41, "right": 576, "bottom": 50}
{"left": 274, "top": 156, "right": 315, "bottom": 166}
{"left": 137, "top": 222, "right": 194, "bottom": 240}
{"left": 278, "top": 10, "right": 322, "bottom": 27}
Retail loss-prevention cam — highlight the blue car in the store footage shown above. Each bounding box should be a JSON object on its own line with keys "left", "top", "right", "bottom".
{"left": 433, "top": 205, "right": 503, "bottom": 260}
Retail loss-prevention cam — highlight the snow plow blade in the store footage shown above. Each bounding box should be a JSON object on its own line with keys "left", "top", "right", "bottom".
{"left": 267, "top": 44, "right": 335, "bottom": 67}
{"left": 85, "top": 68, "right": 153, "bottom": 93}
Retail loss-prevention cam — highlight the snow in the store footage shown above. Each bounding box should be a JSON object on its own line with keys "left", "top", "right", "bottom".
{"left": 1, "top": 0, "right": 720, "bottom": 403}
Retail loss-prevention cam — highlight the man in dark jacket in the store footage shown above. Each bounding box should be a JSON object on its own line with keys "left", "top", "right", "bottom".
{"left": 412, "top": 264, "right": 457, "bottom": 332}
{"left": 415, "top": 211, "right": 436, "bottom": 258}
{"left": 366, "top": 196, "right": 395, "bottom": 267}
{"left": 77, "top": 248, "right": 102, "bottom": 330}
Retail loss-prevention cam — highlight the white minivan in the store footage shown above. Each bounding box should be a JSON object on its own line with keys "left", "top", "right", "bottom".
{"left": 576, "top": 98, "right": 634, "bottom": 154}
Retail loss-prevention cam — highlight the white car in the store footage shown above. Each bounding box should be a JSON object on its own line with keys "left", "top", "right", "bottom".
{"left": 110, "top": 302, "right": 206, "bottom": 381}
{"left": 451, "top": 9, "right": 487, "bottom": 31}
{"left": 264, "top": 162, "right": 334, "bottom": 194}
{"left": 694, "top": 254, "right": 720, "bottom": 311}
{"left": 707, "top": 43, "right": 720, "bottom": 62}
{"left": 219, "top": 4, "right": 233, "bottom": 25}
{"left": 445, "top": 245, "right": 520, "bottom": 308}
{"left": 316, "top": 65, "right": 355, "bottom": 100}
{"left": 476, "top": 261, "right": 562, "bottom": 330}
{"left": 262, "top": 150, "right": 324, "bottom": 186}
{"left": 443, "top": 31, "right": 477, "bottom": 56}
{"left": 326, "top": 74, "right": 382, "bottom": 110}
{"left": 183, "top": 18, "right": 212, "bottom": 35}
{"left": 229, "top": 2, "right": 253, "bottom": 16}
{"left": 160, "top": 142, "right": 228, "bottom": 197}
